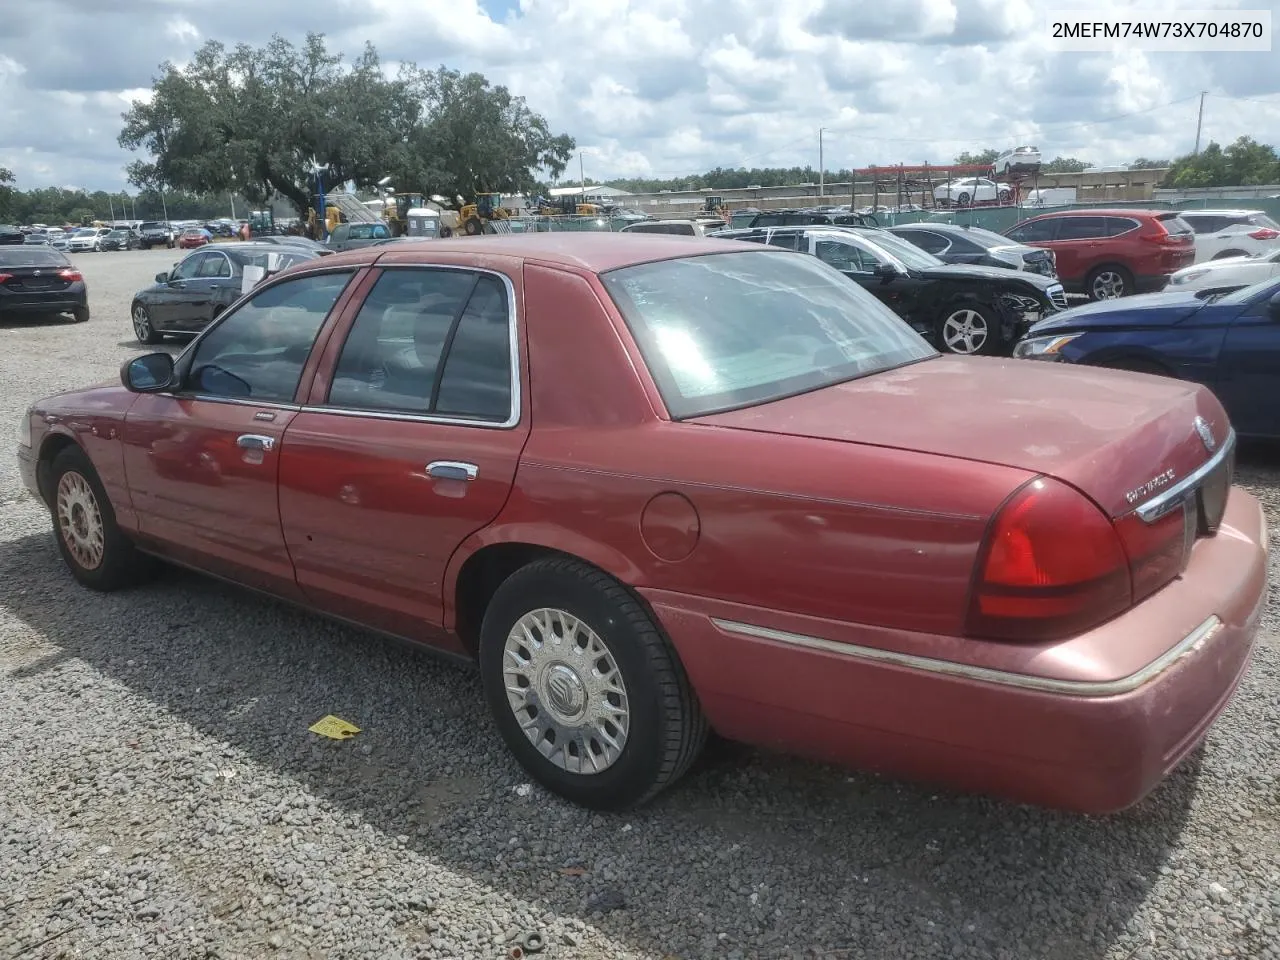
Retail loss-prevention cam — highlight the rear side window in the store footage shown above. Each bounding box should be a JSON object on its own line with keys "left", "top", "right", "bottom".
{"left": 1055, "top": 217, "right": 1110, "bottom": 241}
{"left": 1104, "top": 217, "right": 1141, "bottom": 237}
{"left": 752, "top": 214, "right": 783, "bottom": 227}
{"left": 897, "top": 229, "right": 950, "bottom": 255}
{"left": 1183, "top": 214, "right": 1227, "bottom": 233}
{"left": 327, "top": 269, "right": 515, "bottom": 423}
{"left": 1157, "top": 214, "right": 1194, "bottom": 236}
{"left": 1006, "top": 219, "right": 1058, "bottom": 243}
{"left": 766, "top": 232, "right": 803, "bottom": 251}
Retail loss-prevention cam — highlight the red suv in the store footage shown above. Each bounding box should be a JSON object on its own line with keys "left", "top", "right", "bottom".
{"left": 1003, "top": 209, "right": 1195, "bottom": 300}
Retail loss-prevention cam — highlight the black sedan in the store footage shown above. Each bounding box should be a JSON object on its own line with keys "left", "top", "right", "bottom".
{"left": 99, "top": 228, "right": 140, "bottom": 251}
{"left": 712, "top": 224, "right": 1065, "bottom": 355}
{"left": 0, "top": 245, "right": 89, "bottom": 323}
{"left": 887, "top": 222, "right": 1058, "bottom": 277}
{"left": 129, "top": 242, "right": 320, "bottom": 344}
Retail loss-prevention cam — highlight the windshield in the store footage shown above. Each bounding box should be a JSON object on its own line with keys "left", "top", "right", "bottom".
{"left": 600, "top": 250, "right": 936, "bottom": 419}
{"left": 108, "top": 230, "right": 128, "bottom": 237}
{"left": 855, "top": 229, "right": 943, "bottom": 269}
{"left": 0, "top": 247, "right": 68, "bottom": 266}
{"left": 1215, "top": 274, "right": 1280, "bottom": 307}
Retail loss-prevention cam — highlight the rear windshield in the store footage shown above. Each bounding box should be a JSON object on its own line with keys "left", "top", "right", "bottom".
{"left": 600, "top": 250, "right": 936, "bottom": 419}
{"left": 140, "top": 222, "right": 164, "bottom": 230}
{"left": 949, "top": 226, "right": 1015, "bottom": 249}
{"left": 1156, "top": 213, "right": 1194, "bottom": 235}
{"left": 0, "top": 247, "right": 69, "bottom": 266}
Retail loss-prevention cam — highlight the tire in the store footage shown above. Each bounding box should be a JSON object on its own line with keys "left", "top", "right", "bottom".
{"left": 464, "top": 216, "right": 484, "bottom": 236}
{"left": 48, "top": 445, "right": 157, "bottom": 592}
{"left": 1086, "top": 264, "right": 1133, "bottom": 301}
{"left": 478, "top": 557, "right": 708, "bottom": 810}
{"left": 132, "top": 302, "right": 162, "bottom": 344}
{"left": 956, "top": 192, "right": 971, "bottom": 206}
{"left": 1212, "top": 249, "right": 1247, "bottom": 260}
{"left": 937, "top": 302, "right": 1002, "bottom": 356}
{"left": 997, "top": 189, "right": 1012, "bottom": 203}
{"left": 439, "top": 226, "right": 454, "bottom": 238}
{"left": 72, "top": 306, "right": 89, "bottom": 323}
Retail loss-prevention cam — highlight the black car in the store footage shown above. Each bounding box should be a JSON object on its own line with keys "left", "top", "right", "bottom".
{"left": 0, "top": 245, "right": 89, "bottom": 323}
{"left": 137, "top": 221, "right": 175, "bottom": 250}
{"left": 99, "top": 228, "right": 140, "bottom": 251}
{"left": 0, "top": 224, "right": 24, "bottom": 245}
{"left": 743, "top": 208, "right": 879, "bottom": 229}
{"left": 129, "top": 242, "right": 321, "bottom": 344}
{"left": 712, "top": 224, "right": 1065, "bottom": 355}
{"left": 887, "top": 222, "right": 1058, "bottom": 278}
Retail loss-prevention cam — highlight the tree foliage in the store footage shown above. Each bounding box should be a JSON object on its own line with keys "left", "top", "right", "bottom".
{"left": 0, "top": 166, "right": 14, "bottom": 220}
{"left": 1162, "top": 136, "right": 1280, "bottom": 188}
{"left": 119, "top": 33, "right": 574, "bottom": 215}
{"left": 953, "top": 149, "right": 1001, "bottom": 166}
{"left": 0, "top": 183, "right": 254, "bottom": 227}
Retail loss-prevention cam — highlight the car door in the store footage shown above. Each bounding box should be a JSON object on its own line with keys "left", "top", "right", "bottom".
{"left": 149, "top": 252, "right": 207, "bottom": 330}
{"left": 277, "top": 265, "right": 530, "bottom": 650}
{"left": 1213, "top": 282, "right": 1280, "bottom": 438}
{"left": 809, "top": 231, "right": 902, "bottom": 302}
{"left": 170, "top": 249, "right": 235, "bottom": 331}
{"left": 120, "top": 268, "right": 360, "bottom": 599}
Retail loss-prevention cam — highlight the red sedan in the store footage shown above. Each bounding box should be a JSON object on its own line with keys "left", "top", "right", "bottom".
{"left": 16, "top": 235, "right": 1267, "bottom": 813}
{"left": 177, "top": 229, "right": 210, "bottom": 249}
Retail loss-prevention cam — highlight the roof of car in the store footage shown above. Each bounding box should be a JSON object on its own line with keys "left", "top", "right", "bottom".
{"left": 1176, "top": 208, "right": 1263, "bottom": 216}
{"left": 306, "top": 233, "right": 766, "bottom": 273}
{"left": 1021, "top": 208, "right": 1175, "bottom": 219}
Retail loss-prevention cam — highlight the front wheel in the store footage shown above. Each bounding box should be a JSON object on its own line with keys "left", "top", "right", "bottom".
{"left": 479, "top": 557, "right": 708, "bottom": 810}
{"left": 132, "top": 303, "right": 162, "bottom": 344}
{"left": 49, "top": 446, "right": 157, "bottom": 591}
{"left": 938, "top": 303, "right": 1002, "bottom": 355}
{"left": 997, "top": 189, "right": 1012, "bottom": 203}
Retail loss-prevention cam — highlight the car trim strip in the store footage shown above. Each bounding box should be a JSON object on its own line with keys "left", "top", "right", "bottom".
{"left": 708, "top": 614, "right": 1223, "bottom": 697}
{"left": 1135, "top": 428, "right": 1236, "bottom": 523}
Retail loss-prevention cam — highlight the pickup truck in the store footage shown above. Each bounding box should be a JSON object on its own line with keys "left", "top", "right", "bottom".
{"left": 137, "top": 222, "right": 175, "bottom": 250}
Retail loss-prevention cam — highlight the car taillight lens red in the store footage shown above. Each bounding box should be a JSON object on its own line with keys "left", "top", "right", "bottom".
{"left": 0, "top": 273, "right": 11, "bottom": 283}
{"left": 57, "top": 268, "right": 82, "bottom": 281}
{"left": 1249, "top": 228, "right": 1280, "bottom": 240}
{"left": 966, "top": 477, "right": 1133, "bottom": 642}
{"left": 1113, "top": 503, "right": 1191, "bottom": 604}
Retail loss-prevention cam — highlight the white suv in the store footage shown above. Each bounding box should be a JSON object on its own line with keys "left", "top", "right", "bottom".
{"left": 1177, "top": 208, "right": 1280, "bottom": 262}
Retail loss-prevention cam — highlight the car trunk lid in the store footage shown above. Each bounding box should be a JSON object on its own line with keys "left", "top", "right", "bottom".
{"left": 691, "top": 355, "right": 1228, "bottom": 519}
{"left": 0, "top": 264, "right": 75, "bottom": 292}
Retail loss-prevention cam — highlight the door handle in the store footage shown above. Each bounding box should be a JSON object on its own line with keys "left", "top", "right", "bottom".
{"left": 237, "top": 434, "right": 275, "bottom": 451}
{"left": 427, "top": 460, "right": 478, "bottom": 481}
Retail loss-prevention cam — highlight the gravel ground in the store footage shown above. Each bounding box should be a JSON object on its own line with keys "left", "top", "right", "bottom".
{"left": 1, "top": 248, "right": 1278, "bottom": 960}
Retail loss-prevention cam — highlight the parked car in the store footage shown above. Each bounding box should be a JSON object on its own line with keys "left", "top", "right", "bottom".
{"left": 618, "top": 219, "right": 726, "bottom": 236}
{"left": 17, "top": 234, "right": 1264, "bottom": 815}
{"left": 741, "top": 209, "right": 879, "bottom": 229}
{"left": 129, "top": 242, "right": 321, "bottom": 343}
{"left": 45, "top": 229, "right": 69, "bottom": 251}
{"left": 1168, "top": 248, "right": 1280, "bottom": 293}
{"left": 888, "top": 222, "right": 1058, "bottom": 277}
{"left": 993, "top": 146, "right": 1041, "bottom": 177}
{"left": 249, "top": 235, "right": 335, "bottom": 256}
{"left": 932, "top": 178, "right": 1012, "bottom": 206}
{"left": 1175, "top": 209, "right": 1280, "bottom": 263}
{"left": 327, "top": 221, "right": 393, "bottom": 252}
{"left": 1004, "top": 209, "right": 1196, "bottom": 300}
{"left": 712, "top": 224, "right": 1065, "bottom": 355}
{"left": 177, "top": 228, "right": 210, "bottom": 249}
{"left": 0, "top": 224, "right": 24, "bottom": 245}
{"left": 0, "top": 245, "right": 88, "bottom": 322}
{"left": 1015, "top": 275, "right": 1280, "bottom": 439}
{"left": 138, "top": 221, "right": 176, "bottom": 250}
{"left": 22, "top": 231, "right": 48, "bottom": 245}
{"left": 67, "top": 227, "right": 111, "bottom": 252}
{"left": 99, "top": 228, "right": 140, "bottom": 252}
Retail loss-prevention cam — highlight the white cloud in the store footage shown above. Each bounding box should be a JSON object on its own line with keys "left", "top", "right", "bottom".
{"left": 0, "top": 0, "right": 1278, "bottom": 191}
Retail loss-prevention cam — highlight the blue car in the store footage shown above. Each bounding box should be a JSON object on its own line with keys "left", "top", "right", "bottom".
{"left": 1014, "top": 276, "right": 1280, "bottom": 439}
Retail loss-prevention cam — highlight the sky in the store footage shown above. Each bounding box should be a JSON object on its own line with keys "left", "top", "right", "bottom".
{"left": 1, "top": 0, "right": 1279, "bottom": 193}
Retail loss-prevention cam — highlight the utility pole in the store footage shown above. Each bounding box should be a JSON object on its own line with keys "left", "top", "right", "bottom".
{"left": 819, "top": 128, "right": 825, "bottom": 198}
{"left": 579, "top": 151, "right": 586, "bottom": 199}
{"left": 108, "top": 196, "right": 115, "bottom": 224}
{"left": 1194, "top": 91, "right": 1207, "bottom": 155}
{"left": 159, "top": 187, "right": 169, "bottom": 226}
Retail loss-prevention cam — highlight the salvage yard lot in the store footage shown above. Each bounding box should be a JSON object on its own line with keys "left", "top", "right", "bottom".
{"left": 1, "top": 249, "right": 1278, "bottom": 960}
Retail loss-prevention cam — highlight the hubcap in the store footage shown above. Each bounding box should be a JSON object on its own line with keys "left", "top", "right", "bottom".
{"left": 502, "top": 607, "right": 630, "bottom": 775}
{"left": 132, "top": 306, "right": 150, "bottom": 340}
{"left": 1092, "top": 271, "right": 1125, "bottom": 299}
{"left": 942, "top": 309, "right": 989, "bottom": 354}
{"left": 56, "top": 471, "right": 105, "bottom": 570}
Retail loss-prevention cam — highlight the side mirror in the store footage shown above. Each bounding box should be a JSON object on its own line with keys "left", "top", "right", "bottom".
{"left": 874, "top": 262, "right": 901, "bottom": 281}
{"left": 155, "top": 271, "right": 170, "bottom": 283}
{"left": 120, "top": 353, "right": 175, "bottom": 393}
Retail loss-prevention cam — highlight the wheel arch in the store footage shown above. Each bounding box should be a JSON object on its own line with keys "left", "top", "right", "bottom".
{"left": 447, "top": 531, "right": 648, "bottom": 659}
{"left": 35, "top": 429, "right": 82, "bottom": 505}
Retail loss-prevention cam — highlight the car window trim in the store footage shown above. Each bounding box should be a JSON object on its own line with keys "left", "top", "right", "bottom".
{"left": 305, "top": 264, "right": 523, "bottom": 431}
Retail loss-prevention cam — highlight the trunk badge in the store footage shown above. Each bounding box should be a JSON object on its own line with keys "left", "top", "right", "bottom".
{"left": 1194, "top": 416, "right": 1216, "bottom": 453}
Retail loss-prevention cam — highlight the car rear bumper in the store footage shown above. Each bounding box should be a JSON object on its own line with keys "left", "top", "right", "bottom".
{"left": 643, "top": 487, "right": 1267, "bottom": 814}
{"left": 0, "top": 285, "right": 88, "bottom": 314}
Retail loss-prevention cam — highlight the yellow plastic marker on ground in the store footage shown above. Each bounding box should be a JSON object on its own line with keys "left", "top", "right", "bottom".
{"left": 308, "top": 715, "right": 361, "bottom": 740}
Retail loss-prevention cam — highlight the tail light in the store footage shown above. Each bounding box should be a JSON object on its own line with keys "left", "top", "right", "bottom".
{"left": 1248, "top": 228, "right": 1279, "bottom": 240}
{"left": 966, "top": 476, "right": 1189, "bottom": 642}
{"left": 57, "top": 268, "right": 83, "bottom": 281}
{"left": 0, "top": 273, "right": 11, "bottom": 283}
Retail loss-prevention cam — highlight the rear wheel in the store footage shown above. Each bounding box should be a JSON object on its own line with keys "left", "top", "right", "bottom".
{"left": 464, "top": 216, "right": 484, "bottom": 236}
{"left": 479, "top": 557, "right": 708, "bottom": 810}
{"left": 439, "top": 226, "right": 454, "bottom": 238}
{"left": 132, "top": 303, "right": 162, "bottom": 344}
{"left": 48, "top": 445, "right": 157, "bottom": 591}
{"left": 1086, "top": 265, "right": 1133, "bottom": 301}
{"left": 72, "top": 306, "right": 89, "bottom": 323}
{"left": 997, "top": 189, "right": 1012, "bottom": 203}
{"left": 956, "top": 191, "right": 972, "bottom": 206}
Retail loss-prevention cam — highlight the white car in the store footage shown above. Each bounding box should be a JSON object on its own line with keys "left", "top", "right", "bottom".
{"left": 932, "top": 177, "right": 1012, "bottom": 206}
{"left": 66, "top": 227, "right": 109, "bottom": 252}
{"left": 1177, "top": 209, "right": 1280, "bottom": 263}
{"left": 993, "top": 146, "right": 1041, "bottom": 176}
{"left": 1168, "top": 247, "right": 1280, "bottom": 292}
